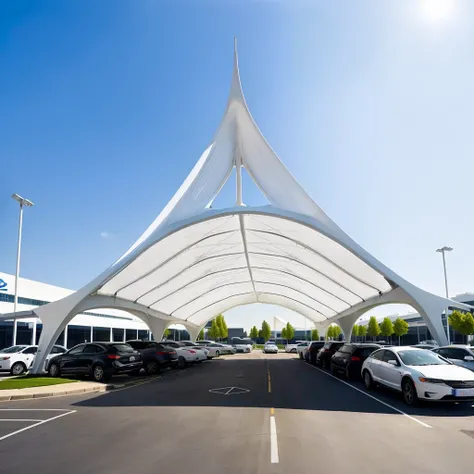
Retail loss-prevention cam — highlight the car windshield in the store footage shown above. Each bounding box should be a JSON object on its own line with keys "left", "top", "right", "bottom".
{"left": 0, "top": 345, "right": 27, "bottom": 353}
{"left": 398, "top": 350, "right": 449, "bottom": 366}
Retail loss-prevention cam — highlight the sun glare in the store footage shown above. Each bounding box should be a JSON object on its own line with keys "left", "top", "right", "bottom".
{"left": 419, "top": 0, "right": 456, "bottom": 24}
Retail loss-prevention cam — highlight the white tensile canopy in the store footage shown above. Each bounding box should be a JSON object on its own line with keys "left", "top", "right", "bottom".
{"left": 3, "top": 41, "right": 469, "bottom": 373}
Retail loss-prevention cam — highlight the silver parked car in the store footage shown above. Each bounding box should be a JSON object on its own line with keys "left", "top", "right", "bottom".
{"left": 432, "top": 345, "right": 474, "bottom": 372}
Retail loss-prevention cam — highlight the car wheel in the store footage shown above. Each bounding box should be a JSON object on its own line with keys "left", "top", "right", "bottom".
{"left": 48, "top": 362, "right": 60, "bottom": 378}
{"left": 145, "top": 361, "right": 159, "bottom": 375}
{"left": 402, "top": 379, "right": 418, "bottom": 406}
{"left": 363, "top": 370, "right": 374, "bottom": 390}
{"left": 11, "top": 362, "right": 26, "bottom": 376}
{"left": 215, "top": 350, "right": 220, "bottom": 357}
{"left": 178, "top": 356, "right": 186, "bottom": 369}
{"left": 92, "top": 364, "right": 108, "bottom": 383}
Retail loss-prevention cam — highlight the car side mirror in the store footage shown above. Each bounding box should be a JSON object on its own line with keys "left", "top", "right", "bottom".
{"left": 464, "top": 356, "right": 474, "bottom": 362}
{"left": 387, "top": 360, "right": 398, "bottom": 366}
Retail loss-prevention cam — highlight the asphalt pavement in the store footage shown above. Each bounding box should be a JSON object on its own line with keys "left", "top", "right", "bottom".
{"left": 0, "top": 352, "right": 474, "bottom": 473}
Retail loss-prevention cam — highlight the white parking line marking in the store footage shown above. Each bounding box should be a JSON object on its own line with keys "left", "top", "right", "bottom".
{"left": 270, "top": 413, "right": 279, "bottom": 463}
{"left": 0, "top": 419, "right": 43, "bottom": 422}
{"left": 0, "top": 410, "right": 76, "bottom": 442}
{"left": 302, "top": 362, "right": 432, "bottom": 429}
{"left": 0, "top": 409, "right": 72, "bottom": 411}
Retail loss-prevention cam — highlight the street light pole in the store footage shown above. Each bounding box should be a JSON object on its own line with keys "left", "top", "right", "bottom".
{"left": 436, "top": 246, "right": 453, "bottom": 345}
{"left": 12, "top": 194, "right": 34, "bottom": 346}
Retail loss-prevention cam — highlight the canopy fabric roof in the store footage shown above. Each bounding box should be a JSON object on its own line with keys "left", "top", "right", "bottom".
{"left": 97, "top": 211, "right": 393, "bottom": 326}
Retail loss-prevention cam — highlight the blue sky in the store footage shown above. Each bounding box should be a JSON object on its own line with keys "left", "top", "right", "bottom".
{"left": 2, "top": 0, "right": 473, "bottom": 331}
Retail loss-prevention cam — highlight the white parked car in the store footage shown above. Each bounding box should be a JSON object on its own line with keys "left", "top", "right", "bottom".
{"left": 296, "top": 341, "right": 310, "bottom": 359}
{"left": 0, "top": 344, "right": 67, "bottom": 375}
{"left": 178, "top": 341, "right": 213, "bottom": 359}
{"left": 285, "top": 343, "right": 300, "bottom": 353}
{"left": 263, "top": 343, "right": 279, "bottom": 354}
{"left": 361, "top": 346, "right": 474, "bottom": 405}
{"left": 160, "top": 341, "right": 207, "bottom": 367}
{"left": 233, "top": 344, "right": 251, "bottom": 353}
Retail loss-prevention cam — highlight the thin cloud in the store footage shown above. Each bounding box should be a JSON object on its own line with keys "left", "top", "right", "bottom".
{"left": 100, "top": 231, "right": 112, "bottom": 239}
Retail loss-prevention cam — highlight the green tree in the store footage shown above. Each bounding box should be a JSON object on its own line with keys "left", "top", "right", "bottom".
{"left": 393, "top": 317, "right": 409, "bottom": 345}
{"left": 352, "top": 324, "right": 359, "bottom": 341}
{"left": 197, "top": 328, "right": 204, "bottom": 340}
{"left": 380, "top": 317, "right": 394, "bottom": 343}
{"left": 215, "top": 315, "right": 227, "bottom": 341}
{"left": 261, "top": 320, "right": 272, "bottom": 342}
{"left": 208, "top": 319, "right": 219, "bottom": 340}
{"left": 249, "top": 326, "right": 259, "bottom": 340}
{"left": 285, "top": 322, "right": 295, "bottom": 342}
{"left": 163, "top": 328, "right": 171, "bottom": 339}
{"left": 281, "top": 327, "right": 287, "bottom": 342}
{"left": 358, "top": 325, "right": 367, "bottom": 341}
{"left": 367, "top": 316, "right": 381, "bottom": 341}
{"left": 311, "top": 329, "right": 319, "bottom": 341}
{"left": 327, "top": 325, "right": 340, "bottom": 340}
{"left": 449, "top": 310, "right": 474, "bottom": 339}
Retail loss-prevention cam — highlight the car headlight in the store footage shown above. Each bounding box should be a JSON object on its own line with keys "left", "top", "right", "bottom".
{"left": 418, "top": 377, "right": 445, "bottom": 384}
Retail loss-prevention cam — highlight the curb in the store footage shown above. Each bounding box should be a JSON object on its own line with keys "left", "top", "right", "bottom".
{"left": 0, "top": 380, "right": 139, "bottom": 402}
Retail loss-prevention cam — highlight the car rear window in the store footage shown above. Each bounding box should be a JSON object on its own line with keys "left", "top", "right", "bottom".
{"left": 110, "top": 344, "right": 135, "bottom": 353}
{"left": 354, "top": 347, "right": 378, "bottom": 358}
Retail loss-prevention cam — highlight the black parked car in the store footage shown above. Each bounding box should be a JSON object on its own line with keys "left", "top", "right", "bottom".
{"left": 316, "top": 341, "right": 344, "bottom": 369}
{"left": 126, "top": 340, "right": 178, "bottom": 374}
{"left": 330, "top": 343, "right": 380, "bottom": 380}
{"left": 47, "top": 342, "right": 142, "bottom": 383}
{"left": 305, "top": 341, "right": 325, "bottom": 364}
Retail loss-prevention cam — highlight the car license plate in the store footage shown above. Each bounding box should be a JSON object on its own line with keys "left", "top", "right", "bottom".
{"left": 453, "top": 388, "right": 474, "bottom": 397}
{"left": 129, "top": 356, "right": 135, "bottom": 362}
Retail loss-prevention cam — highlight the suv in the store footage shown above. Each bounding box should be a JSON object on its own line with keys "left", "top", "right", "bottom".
{"left": 126, "top": 340, "right": 178, "bottom": 374}
{"left": 47, "top": 342, "right": 142, "bottom": 382}
{"left": 330, "top": 343, "right": 380, "bottom": 380}
{"left": 316, "top": 341, "right": 344, "bottom": 368}
{"left": 432, "top": 345, "right": 474, "bottom": 372}
{"left": 305, "top": 341, "right": 325, "bottom": 364}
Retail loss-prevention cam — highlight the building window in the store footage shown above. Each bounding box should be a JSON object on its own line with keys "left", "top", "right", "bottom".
{"left": 126, "top": 329, "right": 137, "bottom": 341}
{"left": 112, "top": 328, "right": 124, "bottom": 342}
{"left": 16, "top": 322, "right": 32, "bottom": 345}
{"left": 68, "top": 325, "right": 92, "bottom": 348}
{"left": 138, "top": 330, "right": 149, "bottom": 340}
{"left": 93, "top": 327, "right": 110, "bottom": 342}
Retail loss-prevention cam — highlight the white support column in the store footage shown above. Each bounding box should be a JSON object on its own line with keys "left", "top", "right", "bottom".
{"left": 123, "top": 328, "right": 126, "bottom": 342}
{"left": 90, "top": 326, "right": 93, "bottom": 343}
{"left": 110, "top": 327, "right": 113, "bottom": 342}
{"left": 236, "top": 161, "right": 243, "bottom": 206}
{"left": 12, "top": 321, "right": 18, "bottom": 348}
{"left": 337, "top": 314, "right": 361, "bottom": 342}
{"left": 136, "top": 329, "right": 139, "bottom": 340}
{"left": 64, "top": 325, "right": 68, "bottom": 349}
{"left": 146, "top": 319, "right": 169, "bottom": 342}
{"left": 32, "top": 319, "right": 37, "bottom": 345}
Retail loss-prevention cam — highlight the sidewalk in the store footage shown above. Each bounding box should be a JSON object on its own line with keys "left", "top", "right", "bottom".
{"left": 0, "top": 380, "right": 127, "bottom": 402}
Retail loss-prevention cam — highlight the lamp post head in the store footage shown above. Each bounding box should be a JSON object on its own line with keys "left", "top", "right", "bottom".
{"left": 436, "top": 246, "right": 453, "bottom": 253}
{"left": 12, "top": 194, "right": 34, "bottom": 207}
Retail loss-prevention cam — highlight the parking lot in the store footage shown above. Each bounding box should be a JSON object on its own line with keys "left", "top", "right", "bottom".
{"left": 0, "top": 351, "right": 473, "bottom": 473}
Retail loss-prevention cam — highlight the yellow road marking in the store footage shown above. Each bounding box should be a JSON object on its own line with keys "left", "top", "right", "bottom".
{"left": 270, "top": 407, "right": 275, "bottom": 416}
